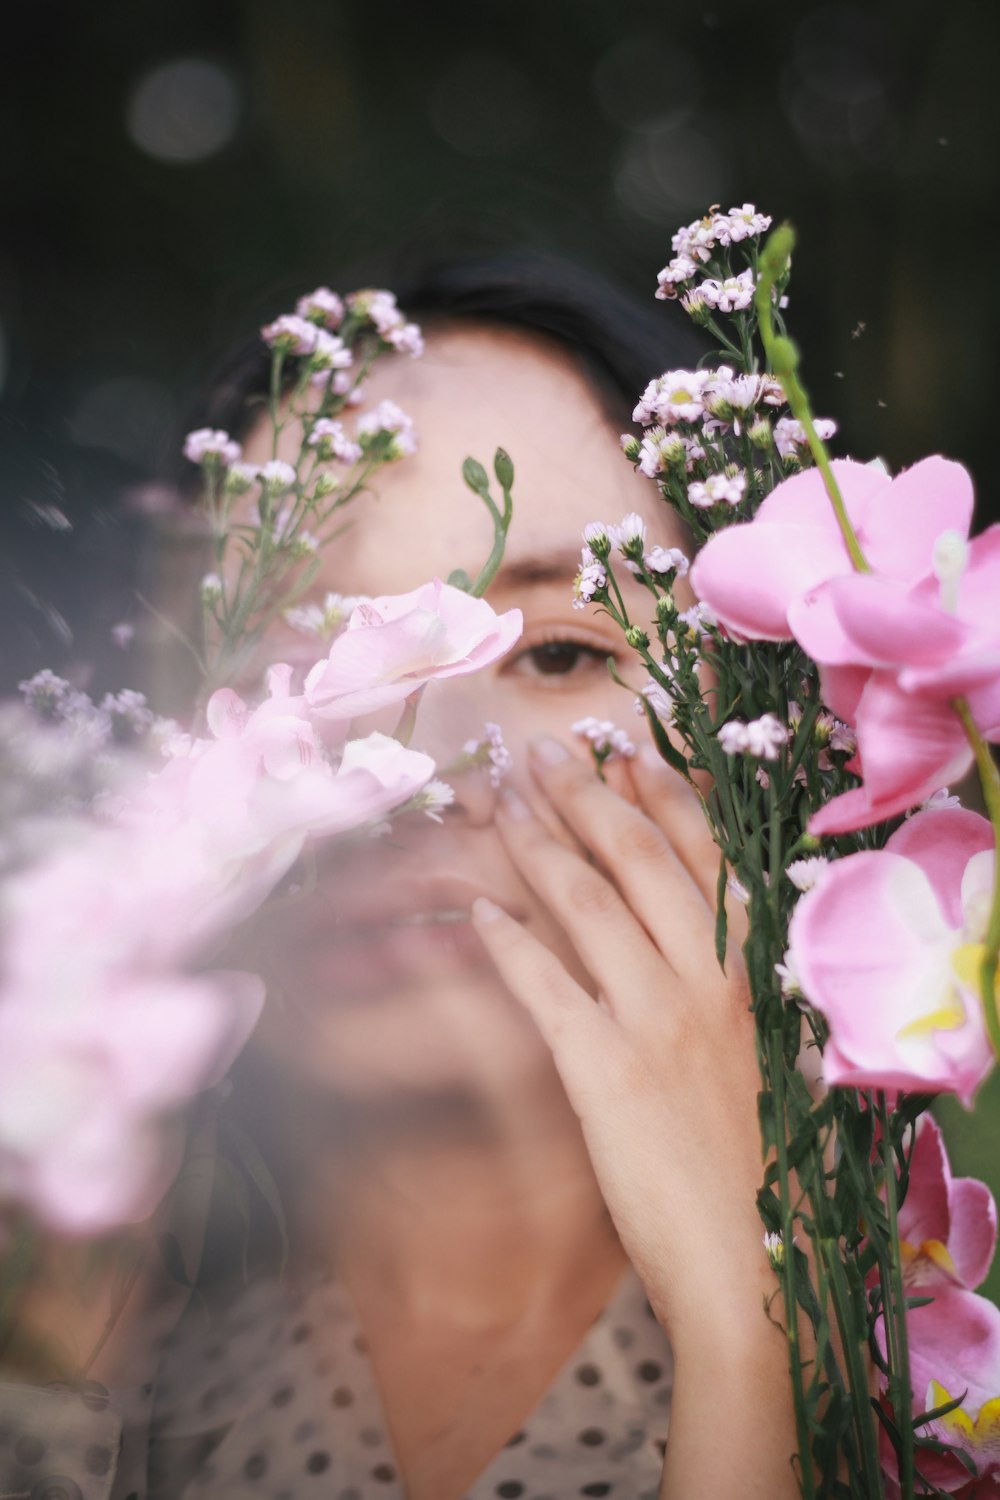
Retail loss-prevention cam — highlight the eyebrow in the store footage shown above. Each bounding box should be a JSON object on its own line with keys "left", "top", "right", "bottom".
{"left": 492, "top": 548, "right": 583, "bottom": 590}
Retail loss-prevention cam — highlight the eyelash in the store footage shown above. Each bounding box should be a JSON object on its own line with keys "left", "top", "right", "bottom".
{"left": 504, "top": 629, "right": 618, "bottom": 683}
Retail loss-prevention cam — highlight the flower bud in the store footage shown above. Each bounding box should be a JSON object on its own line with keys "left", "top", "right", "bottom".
{"left": 619, "top": 434, "right": 641, "bottom": 463}
{"left": 763, "top": 1231, "right": 785, "bottom": 1271}
{"left": 312, "top": 471, "right": 339, "bottom": 499}
{"left": 200, "top": 572, "right": 223, "bottom": 604}
{"left": 655, "top": 594, "right": 675, "bottom": 624}
{"left": 748, "top": 418, "right": 773, "bottom": 450}
{"left": 625, "top": 626, "right": 649, "bottom": 651}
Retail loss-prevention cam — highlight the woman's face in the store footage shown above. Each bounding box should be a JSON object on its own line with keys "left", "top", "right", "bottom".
{"left": 241, "top": 322, "right": 686, "bottom": 1102}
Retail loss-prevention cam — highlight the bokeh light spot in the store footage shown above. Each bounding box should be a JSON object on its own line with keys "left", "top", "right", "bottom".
{"left": 126, "top": 57, "right": 240, "bottom": 164}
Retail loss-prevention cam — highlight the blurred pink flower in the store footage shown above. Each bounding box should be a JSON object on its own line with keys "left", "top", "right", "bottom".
{"left": 304, "top": 579, "right": 522, "bottom": 720}
{"left": 897, "top": 1115, "right": 997, "bottom": 1293}
{"left": 880, "top": 1288, "right": 1000, "bottom": 1496}
{"left": 794, "top": 528, "right": 1000, "bottom": 834}
{"left": 787, "top": 808, "right": 996, "bottom": 1103}
{"left": 689, "top": 456, "right": 974, "bottom": 642}
{"left": 0, "top": 827, "right": 266, "bottom": 1232}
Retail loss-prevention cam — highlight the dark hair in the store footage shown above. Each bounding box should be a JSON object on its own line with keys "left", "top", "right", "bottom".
{"left": 181, "top": 249, "right": 705, "bottom": 487}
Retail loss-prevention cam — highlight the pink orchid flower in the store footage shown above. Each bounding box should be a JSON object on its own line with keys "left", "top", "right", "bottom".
{"left": 787, "top": 808, "right": 996, "bottom": 1103}
{"left": 143, "top": 672, "right": 437, "bottom": 920}
{"left": 895, "top": 1115, "right": 997, "bottom": 1294}
{"left": 0, "top": 828, "right": 266, "bottom": 1232}
{"left": 791, "top": 528, "right": 1000, "bottom": 834}
{"left": 304, "top": 578, "right": 523, "bottom": 720}
{"left": 879, "top": 1287, "right": 1000, "bottom": 1496}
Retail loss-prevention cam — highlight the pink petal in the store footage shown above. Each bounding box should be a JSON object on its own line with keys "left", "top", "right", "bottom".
{"left": 691, "top": 521, "right": 844, "bottom": 640}
{"left": 826, "top": 574, "right": 967, "bottom": 666}
{"left": 906, "top": 1287, "right": 1000, "bottom": 1421}
{"left": 817, "top": 663, "right": 871, "bottom": 724}
{"left": 886, "top": 809, "right": 994, "bottom": 930}
{"left": 754, "top": 457, "right": 888, "bottom": 530}
{"left": 950, "top": 1176, "right": 999, "bottom": 1293}
{"left": 856, "top": 456, "right": 975, "bottom": 580}
{"left": 900, "top": 1115, "right": 952, "bottom": 1249}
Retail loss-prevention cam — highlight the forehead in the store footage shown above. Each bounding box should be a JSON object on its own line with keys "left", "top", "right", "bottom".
{"left": 246, "top": 322, "right": 674, "bottom": 595}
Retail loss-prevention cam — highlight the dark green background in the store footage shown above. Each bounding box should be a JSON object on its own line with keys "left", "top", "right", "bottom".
{"left": 3, "top": 0, "right": 999, "bottom": 1297}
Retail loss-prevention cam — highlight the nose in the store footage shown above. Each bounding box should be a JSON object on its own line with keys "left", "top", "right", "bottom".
{"left": 409, "top": 675, "right": 502, "bottom": 828}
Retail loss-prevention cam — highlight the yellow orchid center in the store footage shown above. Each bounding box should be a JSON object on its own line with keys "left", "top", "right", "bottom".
{"left": 895, "top": 944, "right": 999, "bottom": 1044}
{"left": 928, "top": 1380, "right": 1000, "bottom": 1459}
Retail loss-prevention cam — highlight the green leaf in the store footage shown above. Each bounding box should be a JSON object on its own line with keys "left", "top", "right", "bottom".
{"left": 913, "top": 1387, "right": 969, "bottom": 1428}
{"left": 462, "top": 457, "right": 490, "bottom": 495}
{"left": 714, "top": 847, "right": 728, "bottom": 972}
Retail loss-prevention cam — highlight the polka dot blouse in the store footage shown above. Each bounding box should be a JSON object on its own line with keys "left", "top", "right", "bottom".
{"left": 146, "top": 1262, "right": 673, "bottom": 1500}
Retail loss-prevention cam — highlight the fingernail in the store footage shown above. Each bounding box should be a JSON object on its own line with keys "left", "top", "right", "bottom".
{"left": 499, "top": 786, "right": 533, "bottom": 820}
{"left": 530, "top": 734, "right": 569, "bottom": 766}
{"left": 472, "top": 895, "right": 504, "bottom": 923}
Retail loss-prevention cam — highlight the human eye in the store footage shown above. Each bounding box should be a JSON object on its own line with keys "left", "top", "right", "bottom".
{"left": 503, "top": 627, "right": 621, "bottom": 684}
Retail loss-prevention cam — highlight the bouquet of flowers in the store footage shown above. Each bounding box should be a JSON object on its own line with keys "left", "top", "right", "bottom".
{"left": 580, "top": 205, "right": 1000, "bottom": 1498}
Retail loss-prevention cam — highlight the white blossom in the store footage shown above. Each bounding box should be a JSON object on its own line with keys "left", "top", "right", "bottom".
{"left": 687, "top": 471, "right": 747, "bottom": 508}
{"left": 655, "top": 254, "right": 699, "bottom": 299}
{"left": 697, "top": 270, "right": 756, "bottom": 314}
{"left": 637, "top": 428, "right": 687, "bottom": 478}
{"left": 786, "top": 857, "right": 830, "bottom": 893}
{"left": 775, "top": 950, "right": 803, "bottom": 999}
{"left": 295, "top": 286, "right": 345, "bottom": 328}
{"left": 572, "top": 553, "right": 608, "bottom": 610}
{"left": 671, "top": 215, "right": 719, "bottom": 264}
{"left": 719, "top": 715, "right": 790, "bottom": 761}
{"left": 633, "top": 369, "right": 714, "bottom": 427}
{"left": 356, "top": 400, "right": 417, "bottom": 459}
{"left": 261, "top": 314, "right": 319, "bottom": 355}
{"left": 774, "top": 415, "right": 838, "bottom": 459}
{"left": 644, "top": 545, "right": 689, "bottom": 578}
{"left": 715, "top": 204, "right": 772, "bottom": 245}
{"left": 415, "top": 779, "right": 456, "bottom": 823}
{"left": 608, "top": 512, "right": 646, "bottom": 557}
{"left": 571, "top": 717, "right": 636, "bottom": 759}
{"left": 309, "top": 330, "right": 353, "bottom": 372}
{"left": 183, "top": 428, "right": 242, "bottom": 466}
{"left": 634, "top": 676, "right": 675, "bottom": 725}
{"left": 308, "top": 418, "right": 363, "bottom": 464}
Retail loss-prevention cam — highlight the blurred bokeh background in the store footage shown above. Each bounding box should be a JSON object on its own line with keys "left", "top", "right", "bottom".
{"left": 3, "top": 0, "right": 999, "bottom": 1294}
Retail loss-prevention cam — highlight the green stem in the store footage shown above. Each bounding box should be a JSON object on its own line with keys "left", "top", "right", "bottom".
{"left": 953, "top": 696, "right": 1000, "bottom": 1055}
{"left": 754, "top": 226, "right": 870, "bottom": 576}
{"left": 819, "top": 1239, "right": 885, "bottom": 1496}
{"left": 768, "top": 1031, "right": 818, "bottom": 1500}
{"left": 877, "top": 1098, "right": 915, "bottom": 1498}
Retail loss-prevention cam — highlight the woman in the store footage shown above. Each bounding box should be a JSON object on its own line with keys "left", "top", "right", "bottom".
{"left": 4, "top": 261, "right": 803, "bottom": 1500}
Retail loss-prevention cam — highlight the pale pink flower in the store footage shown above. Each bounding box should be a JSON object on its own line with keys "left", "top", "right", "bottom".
{"left": 572, "top": 554, "right": 608, "bottom": 610}
{"left": 260, "top": 314, "right": 319, "bottom": 355}
{"left": 787, "top": 807, "right": 996, "bottom": 1102}
{"left": 786, "top": 857, "right": 829, "bottom": 893}
{"left": 688, "top": 471, "right": 746, "bottom": 508}
{"left": 633, "top": 369, "right": 713, "bottom": 427}
{"left": 304, "top": 579, "right": 523, "bottom": 720}
{"left": 644, "top": 545, "right": 689, "bottom": 578}
{"left": 773, "top": 415, "right": 838, "bottom": 459}
{"left": 637, "top": 427, "right": 686, "bottom": 478}
{"left": 719, "top": 715, "right": 789, "bottom": 760}
{"left": 295, "top": 286, "right": 344, "bottom": 328}
{"left": 308, "top": 418, "right": 363, "bottom": 464}
{"left": 308, "top": 330, "right": 352, "bottom": 371}
{"left": 571, "top": 717, "right": 635, "bottom": 759}
{"left": 183, "top": 428, "right": 242, "bottom": 466}
{"left": 655, "top": 255, "right": 699, "bottom": 299}
{"left": 698, "top": 270, "right": 755, "bottom": 313}
{"left": 714, "top": 203, "right": 772, "bottom": 244}
{"left": 671, "top": 215, "right": 718, "bottom": 264}
{"left": 356, "top": 399, "right": 417, "bottom": 459}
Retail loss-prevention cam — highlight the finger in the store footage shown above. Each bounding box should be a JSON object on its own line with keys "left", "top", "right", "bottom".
{"left": 493, "top": 784, "right": 675, "bottom": 1018}
{"left": 469, "top": 895, "right": 618, "bottom": 1064}
{"left": 525, "top": 736, "right": 717, "bottom": 978}
{"left": 627, "top": 744, "right": 720, "bottom": 908}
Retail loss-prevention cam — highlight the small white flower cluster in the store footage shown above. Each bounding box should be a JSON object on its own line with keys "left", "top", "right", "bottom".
{"left": 774, "top": 416, "right": 838, "bottom": 460}
{"left": 571, "top": 717, "right": 636, "bottom": 760}
{"left": 184, "top": 428, "right": 243, "bottom": 466}
{"left": 261, "top": 314, "right": 353, "bottom": 376}
{"left": 18, "top": 671, "right": 160, "bottom": 749}
{"left": 786, "top": 856, "right": 829, "bottom": 893}
{"left": 656, "top": 204, "right": 772, "bottom": 300}
{"left": 307, "top": 418, "right": 363, "bottom": 465}
{"left": 283, "top": 592, "right": 370, "bottom": 639}
{"left": 572, "top": 550, "right": 608, "bottom": 610}
{"left": 357, "top": 399, "right": 417, "bottom": 459}
{"left": 695, "top": 268, "right": 756, "bottom": 314}
{"left": 462, "top": 722, "right": 513, "bottom": 789}
{"left": 347, "top": 289, "right": 424, "bottom": 358}
{"left": 295, "top": 286, "right": 344, "bottom": 328}
{"left": 412, "top": 778, "right": 456, "bottom": 823}
{"left": 644, "top": 545, "right": 689, "bottom": 578}
{"left": 688, "top": 471, "right": 747, "bottom": 509}
{"left": 677, "top": 602, "right": 717, "bottom": 639}
{"left": 718, "top": 714, "right": 790, "bottom": 761}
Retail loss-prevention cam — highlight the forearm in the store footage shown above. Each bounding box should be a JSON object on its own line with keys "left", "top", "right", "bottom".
{"left": 657, "top": 1291, "right": 801, "bottom": 1500}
